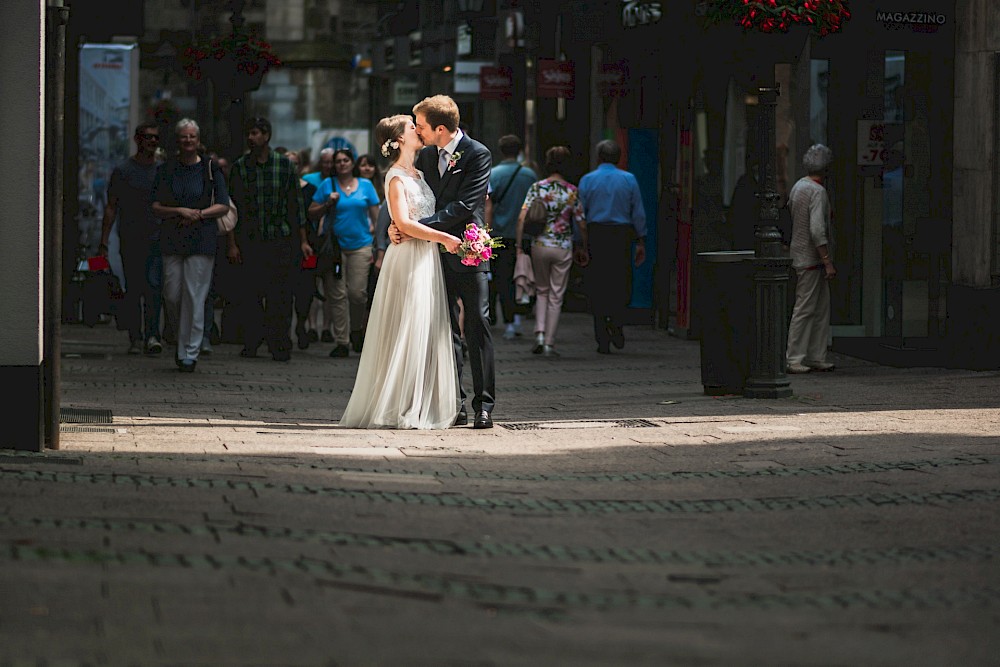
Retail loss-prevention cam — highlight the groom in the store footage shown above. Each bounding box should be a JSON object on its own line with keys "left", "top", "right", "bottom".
{"left": 393, "top": 95, "right": 495, "bottom": 429}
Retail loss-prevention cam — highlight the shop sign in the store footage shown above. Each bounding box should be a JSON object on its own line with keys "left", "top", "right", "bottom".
{"left": 480, "top": 66, "right": 513, "bottom": 100}
{"left": 857, "top": 120, "right": 902, "bottom": 165}
{"left": 383, "top": 38, "right": 394, "bottom": 71}
{"left": 392, "top": 79, "right": 419, "bottom": 107}
{"left": 454, "top": 61, "right": 489, "bottom": 95}
{"left": 456, "top": 23, "right": 472, "bottom": 57}
{"left": 599, "top": 61, "right": 629, "bottom": 97}
{"left": 408, "top": 31, "right": 422, "bottom": 67}
{"left": 537, "top": 59, "right": 575, "bottom": 99}
{"left": 621, "top": 0, "right": 662, "bottom": 28}
{"left": 877, "top": 10, "right": 947, "bottom": 32}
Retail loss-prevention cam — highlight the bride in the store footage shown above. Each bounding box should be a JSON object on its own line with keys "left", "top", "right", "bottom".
{"left": 339, "top": 115, "right": 462, "bottom": 429}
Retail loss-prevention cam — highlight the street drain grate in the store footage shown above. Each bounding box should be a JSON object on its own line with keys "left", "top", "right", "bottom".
{"left": 501, "top": 419, "right": 659, "bottom": 431}
{"left": 61, "top": 426, "right": 119, "bottom": 434}
{"left": 60, "top": 408, "right": 112, "bottom": 424}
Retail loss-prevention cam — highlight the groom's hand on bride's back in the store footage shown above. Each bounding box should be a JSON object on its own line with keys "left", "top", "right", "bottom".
{"left": 387, "top": 222, "right": 413, "bottom": 245}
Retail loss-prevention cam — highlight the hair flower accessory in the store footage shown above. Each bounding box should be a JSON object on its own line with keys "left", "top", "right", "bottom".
{"left": 447, "top": 151, "right": 463, "bottom": 171}
{"left": 380, "top": 138, "right": 400, "bottom": 157}
{"left": 442, "top": 223, "right": 504, "bottom": 266}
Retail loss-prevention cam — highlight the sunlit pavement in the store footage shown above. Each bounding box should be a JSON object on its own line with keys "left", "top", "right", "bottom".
{"left": 2, "top": 312, "right": 998, "bottom": 665}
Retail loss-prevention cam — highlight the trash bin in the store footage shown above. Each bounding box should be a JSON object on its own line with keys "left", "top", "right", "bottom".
{"left": 696, "top": 251, "right": 754, "bottom": 395}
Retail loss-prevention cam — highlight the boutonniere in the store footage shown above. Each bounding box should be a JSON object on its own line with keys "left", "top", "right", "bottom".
{"left": 447, "top": 151, "right": 463, "bottom": 171}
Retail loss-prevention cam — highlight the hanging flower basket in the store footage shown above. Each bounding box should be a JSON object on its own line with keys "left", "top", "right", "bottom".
{"left": 704, "top": 0, "right": 851, "bottom": 37}
{"left": 181, "top": 31, "right": 281, "bottom": 84}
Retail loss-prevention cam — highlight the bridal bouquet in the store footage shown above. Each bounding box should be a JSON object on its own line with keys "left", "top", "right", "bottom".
{"left": 455, "top": 223, "right": 503, "bottom": 267}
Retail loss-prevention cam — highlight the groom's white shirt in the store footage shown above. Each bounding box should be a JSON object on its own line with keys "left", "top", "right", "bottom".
{"left": 437, "top": 130, "right": 465, "bottom": 176}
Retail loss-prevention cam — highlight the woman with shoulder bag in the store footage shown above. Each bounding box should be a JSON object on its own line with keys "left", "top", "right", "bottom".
{"left": 515, "top": 145, "right": 588, "bottom": 357}
{"left": 151, "top": 118, "right": 230, "bottom": 373}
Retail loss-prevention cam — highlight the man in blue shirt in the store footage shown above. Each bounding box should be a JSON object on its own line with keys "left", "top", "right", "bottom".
{"left": 487, "top": 135, "right": 537, "bottom": 338}
{"left": 577, "top": 139, "right": 646, "bottom": 354}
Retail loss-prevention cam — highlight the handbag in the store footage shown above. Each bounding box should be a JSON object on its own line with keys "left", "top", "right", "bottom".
{"left": 208, "top": 158, "right": 238, "bottom": 235}
{"left": 315, "top": 231, "right": 342, "bottom": 278}
{"left": 523, "top": 197, "right": 548, "bottom": 237}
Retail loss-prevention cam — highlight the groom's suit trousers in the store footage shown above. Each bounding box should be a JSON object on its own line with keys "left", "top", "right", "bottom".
{"left": 446, "top": 270, "right": 495, "bottom": 415}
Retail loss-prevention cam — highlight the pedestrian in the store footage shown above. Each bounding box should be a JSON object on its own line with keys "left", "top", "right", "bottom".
{"left": 97, "top": 121, "right": 164, "bottom": 356}
{"left": 302, "top": 148, "right": 334, "bottom": 192}
{"left": 357, "top": 153, "right": 385, "bottom": 316}
{"left": 515, "top": 145, "right": 588, "bottom": 357}
{"left": 577, "top": 139, "right": 647, "bottom": 354}
{"left": 226, "top": 116, "right": 311, "bottom": 362}
{"left": 308, "top": 149, "right": 380, "bottom": 358}
{"left": 487, "top": 134, "right": 537, "bottom": 339}
{"left": 288, "top": 150, "right": 320, "bottom": 350}
{"left": 150, "top": 118, "right": 230, "bottom": 372}
{"left": 785, "top": 143, "right": 836, "bottom": 374}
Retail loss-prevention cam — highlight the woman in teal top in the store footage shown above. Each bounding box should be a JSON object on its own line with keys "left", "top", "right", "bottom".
{"left": 308, "top": 149, "right": 380, "bottom": 357}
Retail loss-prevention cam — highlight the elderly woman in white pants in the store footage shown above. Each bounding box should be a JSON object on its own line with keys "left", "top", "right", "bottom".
{"left": 151, "top": 118, "right": 229, "bottom": 373}
{"left": 515, "top": 146, "right": 588, "bottom": 357}
{"left": 786, "top": 144, "right": 837, "bottom": 374}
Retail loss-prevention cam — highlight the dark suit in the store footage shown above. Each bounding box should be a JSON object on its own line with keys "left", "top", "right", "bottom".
{"left": 415, "top": 134, "right": 496, "bottom": 415}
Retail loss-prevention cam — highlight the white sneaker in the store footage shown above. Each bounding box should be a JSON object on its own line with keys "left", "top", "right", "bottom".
{"left": 786, "top": 363, "right": 811, "bottom": 374}
{"left": 542, "top": 345, "right": 560, "bottom": 358}
{"left": 806, "top": 361, "right": 835, "bottom": 372}
{"left": 145, "top": 336, "right": 163, "bottom": 354}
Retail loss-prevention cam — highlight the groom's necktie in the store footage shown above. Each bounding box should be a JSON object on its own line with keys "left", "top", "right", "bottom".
{"left": 438, "top": 148, "right": 449, "bottom": 177}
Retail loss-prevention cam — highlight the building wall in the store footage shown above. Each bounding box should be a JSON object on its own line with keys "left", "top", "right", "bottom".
{"left": 952, "top": 0, "right": 1000, "bottom": 287}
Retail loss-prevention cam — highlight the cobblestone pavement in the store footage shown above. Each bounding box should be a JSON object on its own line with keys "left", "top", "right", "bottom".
{"left": 2, "top": 313, "right": 999, "bottom": 666}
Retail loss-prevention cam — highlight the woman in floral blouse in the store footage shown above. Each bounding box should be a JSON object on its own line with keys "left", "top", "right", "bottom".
{"left": 515, "top": 145, "right": 588, "bottom": 357}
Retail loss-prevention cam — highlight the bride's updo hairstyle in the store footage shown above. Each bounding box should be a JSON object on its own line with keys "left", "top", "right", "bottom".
{"left": 375, "top": 114, "right": 410, "bottom": 163}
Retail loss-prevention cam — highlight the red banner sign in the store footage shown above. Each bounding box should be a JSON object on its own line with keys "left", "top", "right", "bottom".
{"left": 537, "top": 59, "right": 575, "bottom": 99}
{"left": 598, "top": 61, "right": 629, "bottom": 98}
{"left": 480, "top": 66, "right": 513, "bottom": 100}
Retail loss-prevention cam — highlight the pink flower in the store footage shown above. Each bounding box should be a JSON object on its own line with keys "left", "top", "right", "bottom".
{"left": 461, "top": 256, "right": 480, "bottom": 266}
{"left": 481, "top": 247, "right": 493, "bottom": 260}
{"left": 470, "top": 241, "right": 486, "bottom": 255}
{"left": 464, "top": 226, "right": 479, "bottom": 242}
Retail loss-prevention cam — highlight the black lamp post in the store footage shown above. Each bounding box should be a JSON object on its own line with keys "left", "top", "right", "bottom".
{"left": 744, "top": 83, "right": 792, "bottom": 398}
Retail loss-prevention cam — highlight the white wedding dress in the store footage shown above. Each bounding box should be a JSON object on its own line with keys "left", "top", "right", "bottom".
{"left": 339, "top": 167, "right": 458, "bottom": 429}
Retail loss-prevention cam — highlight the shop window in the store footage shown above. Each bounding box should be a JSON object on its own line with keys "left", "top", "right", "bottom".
{"left": 810, "top": 59, "right": 829, "bottom": 146}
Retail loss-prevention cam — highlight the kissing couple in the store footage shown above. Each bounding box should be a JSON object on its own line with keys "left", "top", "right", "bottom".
{"left": 339, "top": 95, "right": 496, "bottom": 430}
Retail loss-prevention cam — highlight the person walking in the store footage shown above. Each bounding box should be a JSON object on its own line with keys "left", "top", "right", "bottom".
{"left": 226, "top": 116, "right": 310, "bottom": 362}
{"left": 150, "top": 118, "right": 230, "bottom": 372}
{"left": 577, "top": 139, "right": 646, "bottom": 354}
{"left": 308, "top": 149, "right": 380, "bottom": 357}
{"left": 515, "top": 145, "right": 588, "bottom": 357}
{"left": 97, "top": 121, "right": 164, "bottom": 356}
{"left": 785, "top": 143, "right": 837, "bottom": 374}
{"left": 488, "top": 134, "right": 537, "bottom": 339}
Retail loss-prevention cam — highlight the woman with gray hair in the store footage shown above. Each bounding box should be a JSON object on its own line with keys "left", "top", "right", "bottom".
{"left": 785, "top": 143, "right": 836, "bottom": 374}
{"left": 151, "top": 118, "right": 230, "bottom": 372}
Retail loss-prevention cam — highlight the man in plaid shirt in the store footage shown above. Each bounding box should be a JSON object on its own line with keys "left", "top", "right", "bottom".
{"left": 226, "top": 116, "right": 312, "bottom": 361}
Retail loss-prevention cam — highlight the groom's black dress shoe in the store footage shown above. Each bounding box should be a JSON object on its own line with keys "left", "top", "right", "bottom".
{"left": 473, "top": 411, "right": 493, "bottom": 429}
{"left": 605, "top": 318, "right": 625, "bottom": 349}
{"left": 454, "top": 409, "right": 468, "bottom": 426}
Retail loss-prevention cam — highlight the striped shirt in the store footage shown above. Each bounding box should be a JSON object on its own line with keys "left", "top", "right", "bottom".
{"left": 230, "top": 150, "right": 306, "bottom": 241}
{"left": 787, "top": 177, "right": 832, "bottom": 270}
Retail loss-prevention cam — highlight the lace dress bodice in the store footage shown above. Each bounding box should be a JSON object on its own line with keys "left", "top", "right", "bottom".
{"left": 385, "top": 167, "right": 436, "bottom": 222}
